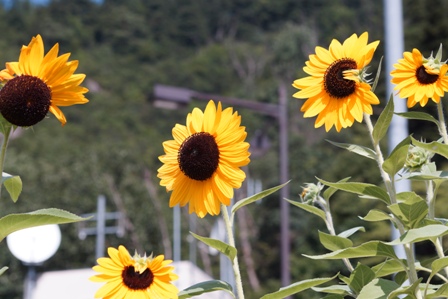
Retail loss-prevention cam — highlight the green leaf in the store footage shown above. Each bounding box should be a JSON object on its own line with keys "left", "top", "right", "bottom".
{"left": 388, "top": 192, "right": 427, "bottom": 229}
{"left": 231, "top": 181, "right": 289, "bottom": 214}
{"left": 411, "top": 137, "right": 448, "bottom": 160}
{"left": 178, "top": 280, "right": 235, "bottom": 299}
{"left": 426, "top": 283, "right": 448, "bottom": 298}
{"left": 360, "top": 209, "right": 392, "bottom": 222}
{"left": 260, "top": 274, "right": 338, "bottom": 299}
{"left": 371, "top": 56, "right": 383, "bottom": 93}
{"left": 0, "top": 208, "right": 88, "bottom": 242}
{"left": 2, "top": 172, "right": 22, "bottom": 202}
{"left": 372, "top": 93, "right": 394, "bottom": 145}
{"left": 319, "top": 231, "right": 353, "bottom": 251}
{"left": 320, "top": 295, "right": 345, "bottom": 299}
{"left": 349, "top": 263, "right": 375, "bottom": 294}
{"left": 404, "top": 162, "right": 448, "bottom": 181}
{"left": 338, "top": 274, "right": 350, "bottom": 285}
{"left": 382, "top": 136, "right": 411, "bottom": 177}
{"left": 393, "top": 271, "right": 408, "bottom": 286}
{"left": 371, "top": 259, "right": 407, "bottom": 278}
{"left": 286, "top": 199, "right": 326, "bottom": 222}
{"left": 0, "top": 114, "right": 13, "bottom": 136}
{"left": 322, "top": 177, "right": 351, "bottom": 201}
{"left": 429, "top": 256, "right": 448, "bottom": 282}
{"left": 385, "top": 278, "right": 421, "bottom": 299}
{"left": 318, "top": 178, "right": 390, "bottom": 204}
{"left": 395, "top": 111, "right": 439, "bottom": 125}
{"left": 357, "top": 278, "right": 399, "bottom": 299}
{"left": 190, "top": 232, "right": 237, "bottom": 261}
{"left": 304, "top": 241, "right": 398, "bottom": 260}
{"left": 0, "top": 266, "right": 8, "bottom": 276}
{"left": 338, "top": 226, "right": 365, "bottom": 239}
{"left": 387, "top": 224, "right": 448, "bottom": 245}
{"left": 326, "top": 140, "right": 376, "bottom": 160}
{"left": 312, "top": 284, "right": 351, "bottom": 295}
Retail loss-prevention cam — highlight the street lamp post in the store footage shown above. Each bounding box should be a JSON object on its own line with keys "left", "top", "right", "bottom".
{"left": 152, "top": 83, "right": 291, "bottom": 287}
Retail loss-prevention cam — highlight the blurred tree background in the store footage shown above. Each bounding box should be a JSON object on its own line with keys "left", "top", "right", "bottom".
{"left": 0, "top": 0, "right": 445, "bottom": 298}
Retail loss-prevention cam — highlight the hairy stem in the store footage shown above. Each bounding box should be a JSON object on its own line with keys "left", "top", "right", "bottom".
{"left": 437, "top": 101, "right": 448, "bottom": 144}
{"left": 316, "top": 197, "right": 354, "bottom": 272}
{"left": 426, "top": 180, "right": 448, "bottom": 276}
{"left": 221, "top": 204, "right": 245, "bottom": 299}
{"left": 363, "top": 113, "right": 421, "bottom": 298}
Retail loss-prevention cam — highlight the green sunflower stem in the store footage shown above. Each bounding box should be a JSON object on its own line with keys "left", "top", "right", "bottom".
{"left": 427, "top": 180, "right": 448, "bottom": 276}
{"left": 437, "top": 100, "right": 448, "bottom": 144}
{"left": 363, "top": 113, "right": 422, "bottom": 297}
{"left": 221, "top": 203, "right": 245, "bottom": 299}
{"left": 363, "top": 113, "right": 395, "bottom": 199}
{"left": 0, "top": 125, "right": 12, "bottom": 195}
{"left": 316, "top": 196, "right": 354, "bottom": 272}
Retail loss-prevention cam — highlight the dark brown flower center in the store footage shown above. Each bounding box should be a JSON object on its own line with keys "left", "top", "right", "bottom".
{"left": 0, "top": 75, "right": 51, "bottom": 126}
{"left": 178, "top": 132, "right": 220, "bottom": 181}
{"left": 122, "top": 266, "right": 154, "bottom": 290}
{"left": 324, "top": 58, "right": 357, "bottom": 99}
{"left": 415, "top": 65, "right": 439, "bottom": 84}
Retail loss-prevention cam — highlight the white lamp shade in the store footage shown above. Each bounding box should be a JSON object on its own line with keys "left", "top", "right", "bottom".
{"left": 7, "top": 224, "right": 61, "bottom": 264}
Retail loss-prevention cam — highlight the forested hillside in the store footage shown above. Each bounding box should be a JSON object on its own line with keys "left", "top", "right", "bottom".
{"left": 0, "top": 0, "right": 445, "bottom": 298}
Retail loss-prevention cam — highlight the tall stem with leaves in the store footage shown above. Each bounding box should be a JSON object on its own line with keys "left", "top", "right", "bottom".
{"left": 363, "top": 113, "right": 421, "bottom": 297}
{"left": 315, "top": 196, "right": 354, "bottom": 272}
{"left": 221, "top": 203, "right": 245, "bottom": 299}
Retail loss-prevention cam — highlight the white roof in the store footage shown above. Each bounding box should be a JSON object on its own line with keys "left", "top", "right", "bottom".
{"left": 32, "top": 261, "right": 232, "bottom": 299}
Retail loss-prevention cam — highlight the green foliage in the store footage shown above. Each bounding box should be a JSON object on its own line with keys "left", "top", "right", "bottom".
{"left": 317, "top": 178, "right": 390, "bottom": 204}
{"left": 1, "top": 173, "right": 21, "bottom": 202}
{"left": 190, "top": 232, "right": 237, "bottom": 261}
{"left": 178, "top": 280, "right": 235, "bottom": 299}
{"left": 260, "top": 274, "right": 339, "bottom": 299}
{"left": 372, "top": 94, "right": 394, "bottom": 146}
{"left": 231, "top": 181, "right": 290, "bottom": 215}
{"left": 0, "top": 208, "right": 87, "bottom": 241}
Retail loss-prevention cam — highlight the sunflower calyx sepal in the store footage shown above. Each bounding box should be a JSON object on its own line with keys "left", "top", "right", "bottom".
{"left": 343, "top": 66, "right": 372, "bottom": 84}
{"left": 0, "top": 113, "right": 16, "bottom": 136}
{"left": 132, "top": 251, "right": 153, "bottom": 274}
{"left": 423, "top": 43, "right": 447, "bottom": 75}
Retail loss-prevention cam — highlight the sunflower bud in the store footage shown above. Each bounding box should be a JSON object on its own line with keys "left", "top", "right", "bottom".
{"left": 300, "top": 182, "right": 323, "bottom": 203}
{"left": 404, "top": 145, "right": 430, "bottom": 172}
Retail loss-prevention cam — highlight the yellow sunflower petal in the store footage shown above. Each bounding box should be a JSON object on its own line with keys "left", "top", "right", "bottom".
{"left": 0, "top": 35, "right": 89, "bottom": 127}
{"left": 292, "top": 32, "right": 379, "bottom": 132}
{"left": 91, "top": 246, "right": 178, "bottom": 298}
{"left": 158, "top": 100, "right": 249, "bottom": 217}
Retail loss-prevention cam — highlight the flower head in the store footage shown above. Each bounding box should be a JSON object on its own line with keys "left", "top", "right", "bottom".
{"left": 90, "top": 245, "right": 179, "bottom": 299}
{"left": 391, "top": 45, "right": 448, "bottom": 108}
{"left": 157, "top": 100, "right": 250, "bottom": 218}
{"left": 0, "top": 35, "right": 88, "bottom": 126}
{"left": 292, "top": 32, "right": 380, "bottom": 132}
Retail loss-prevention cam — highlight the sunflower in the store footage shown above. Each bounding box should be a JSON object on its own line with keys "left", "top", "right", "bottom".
{"left": 292, "top": 32, "right": 380, "bottom": 132}
{"left": 391, "top": 47, "right": 448, "bottom": 108}
{"left": 90, "top": 245, "right": 179, "bottom": 299}
{"left": 0, "top": 34, "right": 88, "bottom": 126}
{"left": 157, "top": 100, "right": 250, "bottom": 218}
